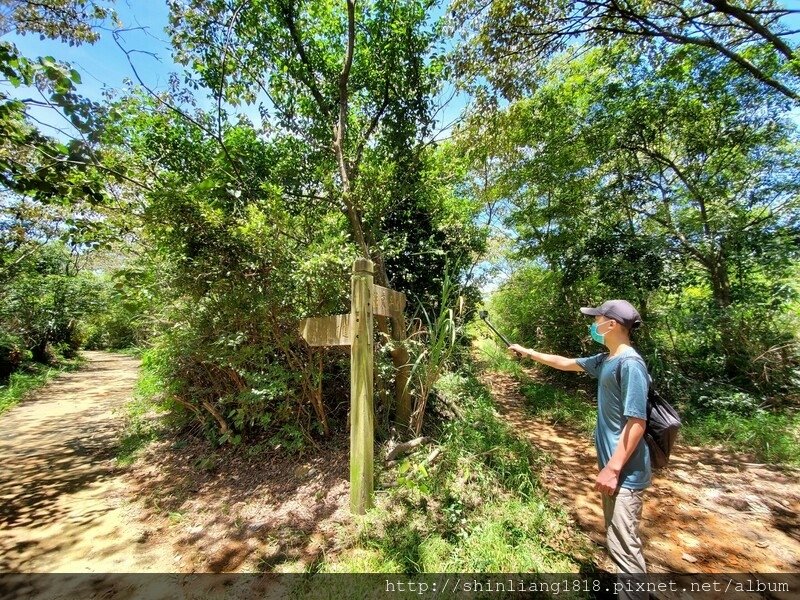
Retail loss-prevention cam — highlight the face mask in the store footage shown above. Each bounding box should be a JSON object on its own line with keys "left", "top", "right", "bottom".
{"left": 589, "top": 320, "right": 612, "bottom": 344}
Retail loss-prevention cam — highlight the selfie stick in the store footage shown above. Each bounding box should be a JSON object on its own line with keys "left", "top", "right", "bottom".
{"left": 478, "top": 310, "right": 512, "bottom": 347}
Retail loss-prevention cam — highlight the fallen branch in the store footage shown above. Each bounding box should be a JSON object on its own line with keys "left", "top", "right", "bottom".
{"left": 386, "top": 436, "right": 432, "bottom": 462}
{"left": 201, "top": 399, "right": 231, "bottom": 435}
{"left": 434, "top": 389, "right": 464, "bottom": 420}
{"left": 423, "top": 447, "right": 442, "bottom": 466}
{"left": 385, "top": 446, "right": 442, "bottom": 473}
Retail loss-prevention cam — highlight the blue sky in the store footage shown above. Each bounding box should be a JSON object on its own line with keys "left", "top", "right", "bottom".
{"left": 6, "top": 1, "right": 224, "bottom": 134}
{"left": 6, "top": 0, "right": 468, "bottom": 141}
{"left": 7, "top": 1, "right": 799, "bottom": 141}
{"left": 10, "top": 1, "right": 175, "bottom": 99}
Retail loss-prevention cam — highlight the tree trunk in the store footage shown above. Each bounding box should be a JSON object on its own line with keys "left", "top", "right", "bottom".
{"left": 707, "top": 253, "right": 743, "bottom": 379}
{"left": 331, "top": 0, "right": 409, "bottom": 431}
{"left": 709, "top": 255, "right": 732, "bottom": 310}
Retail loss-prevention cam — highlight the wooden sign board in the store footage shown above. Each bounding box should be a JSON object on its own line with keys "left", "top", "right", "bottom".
{"left": 295, "top": 261, "right": 410, "bottom": 514}
{"left": 299, "top": 314, "right": 351, "bottom": 347}
{"left": 372, "top": 285, "right": 405, "bottom": 317}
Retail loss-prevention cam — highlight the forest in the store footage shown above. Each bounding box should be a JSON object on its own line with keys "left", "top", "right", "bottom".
{"left": 1, "top": 0, "right": 799, "bottom": 579}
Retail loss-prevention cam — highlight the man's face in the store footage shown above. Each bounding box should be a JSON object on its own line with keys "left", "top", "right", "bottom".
{"left": 594, "top": 315, "right": 616, "bottom": 335}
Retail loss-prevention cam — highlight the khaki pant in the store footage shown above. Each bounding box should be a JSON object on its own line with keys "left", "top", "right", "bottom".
{"left": 602, "top": 488, "right": 647, "bottom": 600}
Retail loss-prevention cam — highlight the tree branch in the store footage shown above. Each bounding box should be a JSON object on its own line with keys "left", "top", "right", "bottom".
{"left": 280, "top": 0, "right": 332, "bottom": 120}
{"left": 704, "top": 0, "right": 797, "bottom": 61}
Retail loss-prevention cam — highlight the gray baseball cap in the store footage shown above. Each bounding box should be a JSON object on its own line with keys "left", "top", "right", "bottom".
{"left": 580, "top": 299, "right": 642, "bottom": 330}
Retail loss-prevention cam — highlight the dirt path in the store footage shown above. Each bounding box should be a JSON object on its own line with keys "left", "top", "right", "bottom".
{"left": 480, "top": 367, "right": 800, "bottom": 575}
{"left": 6, "top": 348, "right": 798, "bottom": 586}
{"left": 0, "top": 351, "right": 178, "bottom": 572}
{"left": 0, "top": 350, "right": 351, "bottom": 583}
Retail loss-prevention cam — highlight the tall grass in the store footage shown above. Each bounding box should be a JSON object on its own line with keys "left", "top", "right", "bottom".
{"left": 405, "top": 268, "right": 462, "bottom": 436}
{"left": 321, "top": 369, "right": 597, "bottom": 575}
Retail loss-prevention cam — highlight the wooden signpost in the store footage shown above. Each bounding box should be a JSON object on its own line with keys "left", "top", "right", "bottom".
{"left": 298, "top": 314, "right": 351, "bottom": 347}
{"left": 298, "top": 258, "right": 407, "bottom": 515}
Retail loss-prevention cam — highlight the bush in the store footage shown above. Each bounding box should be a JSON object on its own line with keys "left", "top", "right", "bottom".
{"left": 0, "top": 243, "right": 101, "bottom": 370}
{"left": 489, "top": 261, "right": 800, "bottom": 422}
{"left": 686, "top": 383, "right": 765, "bottom": 418}
{"left": 138, "top": 270, "right": 347, "bottom": 446}
{"left": 0, "top": 332, "right": 28, "bottom": 380}
{"left": 79, "top": 266, "right": 157, "bottom": 351}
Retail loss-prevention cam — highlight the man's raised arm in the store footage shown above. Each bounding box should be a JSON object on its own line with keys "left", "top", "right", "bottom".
{"left": 507, "top": 344, "right": 585, "bottom": 372}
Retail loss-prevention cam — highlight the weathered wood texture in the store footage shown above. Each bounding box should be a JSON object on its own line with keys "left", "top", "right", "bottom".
{"left": 350, "top": 258, "right": 374, "bottom": 514}
{"left": 391, "top": 309, "right": 411, "bottom": 428}
{"left": 297, "top": 260, "right": 409, "bottom": 514}
{"left": 299, "top": 314, "right": 351, "bottom": 347}
{"left": 372, "top": 284, "right": 405, "bottom": 317}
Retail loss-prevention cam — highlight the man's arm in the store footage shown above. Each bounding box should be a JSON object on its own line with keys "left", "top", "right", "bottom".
{"left": 595, "top": 417, "right": 646, "bottom": 495}
{"left": 507, "top": 344, "right": 585, "bottom": 372}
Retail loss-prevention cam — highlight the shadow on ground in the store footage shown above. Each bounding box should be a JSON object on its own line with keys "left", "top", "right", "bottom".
{"left": 480, "top": 366, "right": 800, "bottom": 575}
{"left": 0, "top": 353, "right": 141, "bottom": 571}
{"left": 125, "top": 431, "right": 352, "bottom": 572}
{"left": 0, "top": 350, "right": 358, "bottom": 575}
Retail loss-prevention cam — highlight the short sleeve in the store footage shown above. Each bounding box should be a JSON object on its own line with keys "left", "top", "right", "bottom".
{"left": 621, "top": 359, "right": 649, "bottom": 420}
{"left": 575, "top": 353, "right": 607, "bottom": 379}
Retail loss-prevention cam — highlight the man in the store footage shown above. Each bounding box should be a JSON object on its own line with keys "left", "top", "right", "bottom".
{"left": 508, "top": 299, "right": 650, "bottom": 589}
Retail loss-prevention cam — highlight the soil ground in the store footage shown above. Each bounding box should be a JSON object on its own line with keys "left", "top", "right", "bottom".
{"left": 0, "top": 351, "right": 351, "bottom": 577}
{"left": 2, "top": 350, "right": 799, "bottom": 597}
{"left": 478, "top": 366, "right": 800, "bottom": 575}
{"left": 0, "top": 351, "right": 170, "bottom": 572}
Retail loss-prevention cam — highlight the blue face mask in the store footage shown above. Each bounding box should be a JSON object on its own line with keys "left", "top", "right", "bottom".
{"left": 589, "top": 320, "right": 611, "bottom": 344}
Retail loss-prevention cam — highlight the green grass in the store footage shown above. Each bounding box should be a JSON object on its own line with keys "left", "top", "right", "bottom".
{"left": 471, "top": 336, "right": 526, "bottom": 378}
{"left": 518, "top": 374, "right": 800, "bottom": 467}
{"left": 112, "top": 346, "right": 146, "bottom": 358}
{"left": 114, "top": 365, "right": 168, "bottom": 466}
{"left": 517, "top": 380, "right": 597, "bottom": 437}
{"left": 474, "top": 336, "right": 596, "bottom": 436}
{"left": 411, "top": 499, "right": 587, "bottom": 574}
{"left": 0, "top": 357, "right": 85, "bottom": 417}
{"left": 320, "top": 368, "right": 597, "bottom": 577}
{"left": 681, "top": 409, "right": 800, "bottom": 466}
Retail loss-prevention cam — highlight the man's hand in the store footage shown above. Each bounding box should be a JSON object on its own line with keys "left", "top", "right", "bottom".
{"left": 595, "top": 465, "right": 620, "bottom": 496}
{"left": 507, "top": 344, "right": 527, "bottom": 358}
{"left": 597, "top": 418, "right": 646, "bottom": 496}
{"left": 504, "top": 346, "right": 584, "bottom": 372}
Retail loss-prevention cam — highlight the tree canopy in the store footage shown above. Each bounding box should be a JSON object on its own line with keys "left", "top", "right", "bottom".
{"left": 1, "top": 0, "right": 799, "bottom": 446}
{"left": 452, "top": 0, "right": 800, "bottom": 101}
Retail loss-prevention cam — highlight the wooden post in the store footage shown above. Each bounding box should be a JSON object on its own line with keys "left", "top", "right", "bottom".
{"left": 350, "top": 258, "right": 374, "bottom": 514}
{"left": 391, "top": 309, "right": 411, "bottom": 429}
{"left": 298, "top": 263, "right": 406, "bottom": 515}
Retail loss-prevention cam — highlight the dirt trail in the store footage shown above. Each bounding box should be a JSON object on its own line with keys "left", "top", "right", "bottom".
{"left": 0, "top": 351, "right": 177, "bottom": 572}
{"left": 0, "top": 350, "right": 350, "bottom": 583}
{"left": 480, "top": 367, "right": 800, "bottom": 574}
{"left": 5, "top": 348, "right": 799, "bottom": 585}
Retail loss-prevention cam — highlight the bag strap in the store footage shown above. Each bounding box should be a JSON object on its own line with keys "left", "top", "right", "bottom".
{"left": 612, "top": 354, "right": 652, "bottom": 389}
{"left": 612, "top": 356, "right": 653, "bottom": 425}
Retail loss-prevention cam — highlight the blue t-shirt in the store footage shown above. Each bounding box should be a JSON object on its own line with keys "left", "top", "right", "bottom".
{"left": 575, "top": 347, "right": 651, "bottom": 490}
